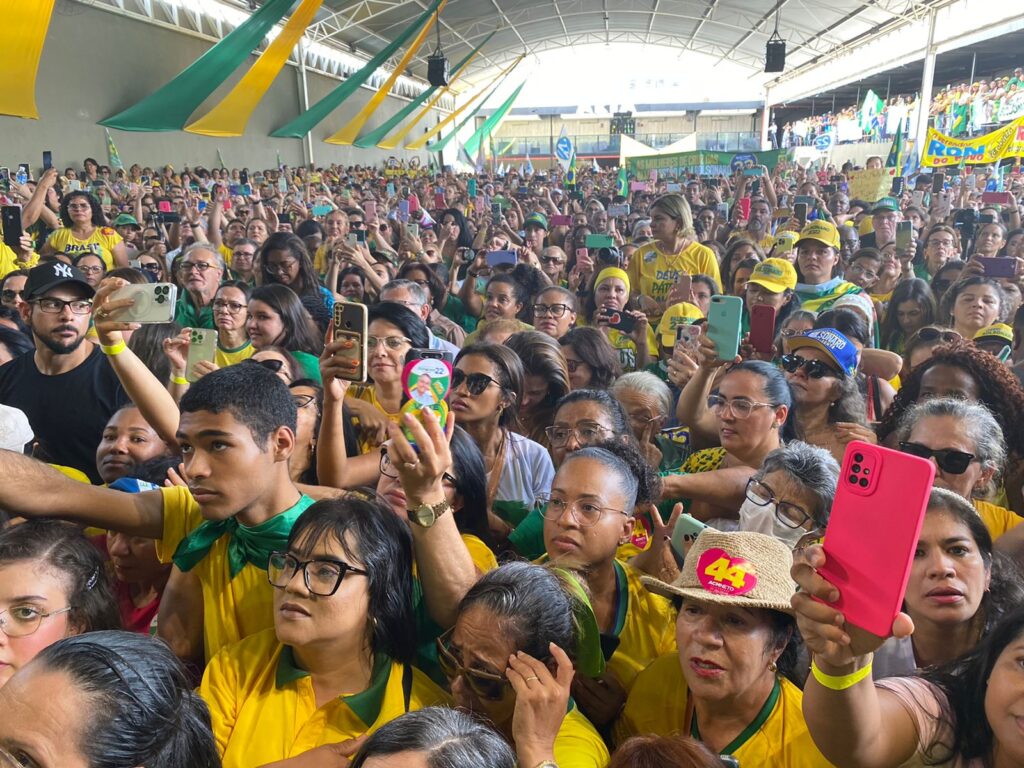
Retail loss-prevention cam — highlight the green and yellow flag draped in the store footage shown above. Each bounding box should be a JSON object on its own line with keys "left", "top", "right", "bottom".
{"left": 0, "top": 0, "right": 57, "bottom": 118}
{"left": 353, "top": 31, "right": 494, "bottom": 149}
{"left": 462, "top": 81, "right": 525, "bottom": 158}
{"left": 271, "top": 0, "right": 443, "bottom": 138}
{"left": 566, "top": 153, "right": 577, "bottom": 186}
{"left": 325, "top": 0, "right": 446, "bottom": 145}
{"left": 405, "top": 55, "right": 523, "bottom": 150}
{"left": 186, "top": 0, "right": 323, "bottom": 137}
{"left": 102, "top": 0, "right": 298, "bottom": 131}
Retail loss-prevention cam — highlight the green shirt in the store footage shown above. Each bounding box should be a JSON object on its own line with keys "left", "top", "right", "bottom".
{"left": 175, "top": 293, "right": 216, "bottom": 329}
{"left": 442, "top": 294, "right": 478, "bottom": 333}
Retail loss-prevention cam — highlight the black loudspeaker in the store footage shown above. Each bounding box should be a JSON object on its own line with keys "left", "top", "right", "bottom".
{"left": 428, "top": 54, "right": 449, "bottom": 86}
{"left": 765, "top": 37, "right": 786, "bottom": 73}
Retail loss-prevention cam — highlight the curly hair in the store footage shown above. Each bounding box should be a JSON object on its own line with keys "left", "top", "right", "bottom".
{"left": 877, "top": 339, "right": 1024, "bottom": 455}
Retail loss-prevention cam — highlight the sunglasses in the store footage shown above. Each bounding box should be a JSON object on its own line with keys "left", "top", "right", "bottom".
{"left": 912, "top": 327, "right": 961, "bottom": 344}
{"left": 451, "top": 369, "right": 501, "bottom": 396}
{"left": 899, "top": 442, "right": 976, "bottom": 474}
{"left": 436, "top": 629, "right": 510, "bottom": 701}
{"left": 253, "top": 358, "right": 285, "bottom": 373}
{"left": 779, "top": 354, "right": 842, "bottom": 379}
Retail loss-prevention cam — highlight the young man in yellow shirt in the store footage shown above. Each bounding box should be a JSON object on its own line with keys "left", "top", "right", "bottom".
{"left": 0, "top": 363, "right": 312, "bottom": 663}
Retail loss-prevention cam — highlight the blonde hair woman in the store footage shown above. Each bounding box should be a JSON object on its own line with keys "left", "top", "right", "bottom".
{"left": 627, "top": 194, "right": 721, "bottom": 317}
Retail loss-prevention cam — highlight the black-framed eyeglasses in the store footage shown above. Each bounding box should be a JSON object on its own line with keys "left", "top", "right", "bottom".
{"left": 379, "top": 445, "right": 456, "bottom": 484}
{"left": 436, "top": 627, "right": 511, "bottom": 701}
{"left": 180, "top": 261, "right": 217, "bottom": 273}
{"left": 267, "top": 550, "right": 367, "bottom": 597}
{"left": 533, "top": 303, "right": 571, "bottom": 318}
{"left": 292, "top": 393, "right": 317, "bottom": 409}
{"left": 213, "top": 299, "right": 246, "bottom": 314}
{"left": 537, "top": 492, "right": 627, "bottom": 527}
{"left": 349, "top": 220, "right": 366, "bottom": 229}
{"left": 452, "top": 369, "right": 501, "bottom": 396}
{"left": 544, "top": 421, "right": 612, "bottom": 448}
{"left": 1, "top": 289, "right": 23, "bottom": 303}
{"left": 31, "top": 297, "right": 93, "bottom": 315}
{"left": 780, "top": 354, "right": 842, "bottom": 379}
{"left": 745, "top": 478, "right": 814, "bottom": 530}
{"left": 539, "top": 256, "right": 565, "bottom": 265}
{"left": 899, "top": 442, "right": 976, "bottom": 474}
{"left": 138, "top": 261, "right": 162, "bottom": 273}
{"left": 706, "top": 393, "right": 774, "bottom": 419}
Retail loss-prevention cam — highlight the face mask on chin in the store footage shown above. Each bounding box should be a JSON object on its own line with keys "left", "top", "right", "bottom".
{"left": 738, "top": 497, "right": 808, "bottom": 549}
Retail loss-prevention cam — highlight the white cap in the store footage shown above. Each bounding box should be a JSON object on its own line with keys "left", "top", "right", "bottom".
{"left": 0, "top": 405, "right": 33, "bottom": 452}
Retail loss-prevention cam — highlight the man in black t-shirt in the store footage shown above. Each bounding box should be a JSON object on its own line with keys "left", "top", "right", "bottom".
{"left": 0, "top": 262, "right": 128, "bottom": 482}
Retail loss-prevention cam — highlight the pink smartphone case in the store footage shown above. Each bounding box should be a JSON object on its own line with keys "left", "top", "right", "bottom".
{"left": 816, "top": 441, "right": 934, "bottom": 637}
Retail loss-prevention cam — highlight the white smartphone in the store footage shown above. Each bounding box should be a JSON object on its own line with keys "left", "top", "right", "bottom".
{"left": 108, "top": 283, "right": 178, "bottom": 324}
{"left": 185, "top": 328, "right": 216, "bottom": 383}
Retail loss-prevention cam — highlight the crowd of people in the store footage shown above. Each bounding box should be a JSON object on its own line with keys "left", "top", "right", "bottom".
{"left": 778, "top": 64, "right": 1024, "bottom": 147}
{"left": 1, "top": 148, "right": 1024, "bottom": 767}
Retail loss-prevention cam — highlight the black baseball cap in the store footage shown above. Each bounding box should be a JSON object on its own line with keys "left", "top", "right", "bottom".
{"left": 23, "top": 261, "right": 95, "bottom": 300}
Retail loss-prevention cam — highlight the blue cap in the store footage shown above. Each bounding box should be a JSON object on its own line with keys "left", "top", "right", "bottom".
{"left": 788, "top": 328, "right": 859, "bottom": 377}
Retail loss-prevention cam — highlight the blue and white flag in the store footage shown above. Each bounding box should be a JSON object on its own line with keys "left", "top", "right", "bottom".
{"left": 555, "top": 125, "right": 574, "bottom": 171}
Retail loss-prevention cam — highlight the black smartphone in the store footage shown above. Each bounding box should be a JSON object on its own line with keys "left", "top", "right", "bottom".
{"left": 751, "top": 179, "right": 762, "bottom": 196}
{"left": 240, "top": 169, "right": 249, "bottom": 185}
{"left": 599, "top": 307, "right": 636, "bottom": 333}
{"left": 794, "top": 202, "right": 808, "bottom": 227}
{"left": 42, "top": 151, "right": 52, "bottom": 171}
{"left": 932, "top": 173, "right": 945, "bottom": 194}
{"left": 1, "top": 206, "right": 23, "bottom": 249}
{"left": 279, "top": 211, "right": 291, "bottom": 225}
{"left": 891, "top": 176, "right": 905, "bottom": 196}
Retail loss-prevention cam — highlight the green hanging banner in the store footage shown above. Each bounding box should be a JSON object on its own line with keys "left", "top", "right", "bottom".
{"left": 462, "top": 81, "right": 525, "bottom": 158}
{"left": 425, "top": 75, "right": 507, "bottom": 153}
{"left": 353, "top": 31, "right": 494, "bottom": 149}
{"left": 100, "top": 0, "right": 298, "bottom": 132}
{"left": 271, "top": 0, "right": 442, "bottom": 139}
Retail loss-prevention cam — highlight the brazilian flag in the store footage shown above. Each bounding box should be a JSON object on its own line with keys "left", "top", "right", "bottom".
{"left": 566, "top": 153, "right": 577, "bottom": 188}
{"left": 617, "top": 166, "right": 628, "bottom": 198}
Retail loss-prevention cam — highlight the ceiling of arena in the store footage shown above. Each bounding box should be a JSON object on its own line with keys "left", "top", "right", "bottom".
{"left": 303, "top": 0, "right": 953, "bottom": 89}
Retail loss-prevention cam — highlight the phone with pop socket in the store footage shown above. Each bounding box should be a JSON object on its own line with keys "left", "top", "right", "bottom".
{"left": 401, "top": 351, "right": 453, "bottom": 443}
{"left": 333, "top": 301, "right": 367, "bottom": 383}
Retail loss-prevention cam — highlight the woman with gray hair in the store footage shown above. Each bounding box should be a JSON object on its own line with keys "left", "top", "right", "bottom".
{"left": 610, "top": 371, "right": 674, "bottom": 468}
{"left": 350, "top": 707, "right": 516, "bottom": 768}
{"left": 894, "top": 397, "right": 1024, "bottom": 549}
{"left": 738, "top": 441, "right": 840, "bottom": 549}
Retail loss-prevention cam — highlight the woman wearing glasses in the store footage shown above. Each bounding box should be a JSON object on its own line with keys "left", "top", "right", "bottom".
{"left": 211, "top": 280, "right": 254, "bottom": 367}
{"left": 778, "top": 328, "right": 870, "bottom": 463}
{"left": 899, "top": 325, "right": 961, "bottom": 378}
{"left": 669, "top": 347, "right": 793, "bottom": 525}
{"left": 72, "top": 252, "right": 107, "bottom": 289}
{"left": 0, "top": 520, "right": 120, "bottom": 689}
{"left": 199, "top": 497, "right": 449, "bottom": 767}
{"left": 259, "top": 232, "right": 335, "bottom": 315}
{"left": 878, "top": 339, "right": 1024, "bottom": 516}
{"left": 737, "top": 441, "right": 839, "bottom": 549}
{"left": 42, "top": 190, "right": 129, "bottom": 269}
{"left": 449, "top": 343, "right": 554, "bottom": 537}
{"left": 135, "top": 252, "right": 166, "bottom": 283}
{"left": 537, "top": 444, "right": 676, "bottom": 730}
{"left": 438, "top": 562, "right": 610, "bottom": 767}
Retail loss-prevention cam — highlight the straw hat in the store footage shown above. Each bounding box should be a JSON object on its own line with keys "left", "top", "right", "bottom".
{"left": 643, "top": 529, "right": 796, "bottom": 614}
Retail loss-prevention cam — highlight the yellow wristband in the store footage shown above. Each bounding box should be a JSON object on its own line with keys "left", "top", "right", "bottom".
{"left": 811, "top": 659, "right": 873, "bottom": 691}
{"left": 100, "top": 340, "right": 127, "bottom": 356}
{"left": 171, "top": 375, "right": 189, "bottom": 386}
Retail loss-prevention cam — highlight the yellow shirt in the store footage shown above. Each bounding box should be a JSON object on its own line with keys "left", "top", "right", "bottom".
{"left": 216, "top": 340, "right": 255, "bottom": 368}
{"left": 605, "top": 561, "right": 677, "bottom": 693}
{"left": 346, "top": 385, "right": 401, "bottom": 454}
{"left": 607, "top": 327, "right": 658, "bottom": 373}
{"left": 973, "top": 499, "right": 1024, "bottom": 541}
{"left": 154, "top": 486, "right": 277, "bottom": 660}
{"left": 0, "top": 243, "right": 38, "bottom": 278}
{"left": 314, "top": 244, "right": 330, "bottom": 276}
{"left": 629, "top": 240, "right": 722, "bottom": 304}
{"left": 201, "top": 628, "right": 450, "bottom": 768}
{"left": 616, "top": 654, "right": 834, "bottom": 767}
{"left": 46, "top": 226, "right": 123, "bottom": 270}
{"left": 554, "top": 706, "right": 611, "bottom": 768}
{"left": 219, "top": 243, "right": 233, "bottom": 268}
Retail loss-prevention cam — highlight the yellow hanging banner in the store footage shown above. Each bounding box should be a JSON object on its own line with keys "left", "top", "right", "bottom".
{"left": 186, "top": 0, "right": 322, "bottom": 137}
{"left": 377, "top": 46, "right": 504, "bottom": 150}
{"left": 404, "top": 55, "right": 523, "bottom": 150}
{"left": 0, "top": 0, "right": 56, "bottom": 118}
{"left": 325, "top": 0, "right": 446, "bottom": 145}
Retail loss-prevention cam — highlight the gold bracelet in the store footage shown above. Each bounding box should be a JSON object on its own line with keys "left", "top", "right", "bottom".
{"left": 811, "top": 659, "right": 873, "bottom": 691}
{"left": 171, "top": 375, "right": 189, "bottom": 386}
{"left": 100, "top": 340, "right": 127, "bottom": 356}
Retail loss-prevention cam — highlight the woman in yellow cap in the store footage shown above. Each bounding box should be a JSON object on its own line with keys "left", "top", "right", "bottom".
{"left": 740, "top": 257, "right": 800, "bottom": 343}
{"left": 627, "top": 194, "right": 722, "bottom": 311}
{"left": 616, "top": 530, "right": 832, "bottom": 767}
{"left": 199, "top": 497, "right": 450, "bottom": 767}
{"left": 793, "top": 221, "right": 863, "bottom": 314}
{"left": 585, "top": 267, "right": 657, "bottom": 372}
